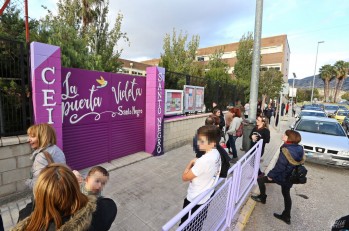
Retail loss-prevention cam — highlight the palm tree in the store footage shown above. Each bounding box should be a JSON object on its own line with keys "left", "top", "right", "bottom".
{"left": 319, "top": 64, "right": 335, "bottom": 102}
{"left": 79, "top": 0, "right": 104, "bottom": 33}
{"left": 333, "top": 60, "right": 347, "bottom": 103}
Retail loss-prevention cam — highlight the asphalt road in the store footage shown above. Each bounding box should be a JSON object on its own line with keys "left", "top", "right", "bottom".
{"left": 245, "top": 161, "right": 349, "bottom": 231}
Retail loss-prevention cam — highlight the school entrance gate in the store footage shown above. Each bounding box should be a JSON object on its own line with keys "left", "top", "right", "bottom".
{"left": 30, "top": 42, "right": 165, "bottom": 170}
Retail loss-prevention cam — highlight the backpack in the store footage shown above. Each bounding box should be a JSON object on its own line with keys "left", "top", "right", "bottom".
{"left": 289, "top": 165, "right": 307, "bottom": 184}
{"left": 235, "top": 122, "right": 243, "bottom": 137}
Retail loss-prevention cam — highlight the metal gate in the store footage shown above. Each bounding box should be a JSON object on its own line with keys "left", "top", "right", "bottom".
{"left": 0, "top": 37, "right": 31, "bottom": 137}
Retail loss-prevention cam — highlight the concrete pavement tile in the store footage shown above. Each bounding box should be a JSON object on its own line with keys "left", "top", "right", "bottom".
{"left": 115, "top": 213, "right": 155, "bottom": 231}
{"left": 146, "top": 205, "right": 182, "bottom": 230}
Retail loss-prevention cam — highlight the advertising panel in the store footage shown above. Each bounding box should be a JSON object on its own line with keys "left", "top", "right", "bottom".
{"left": 165, "top": 90, "right": 183, "bottom": 115}
{"left": 184, "top": 85, "right": 195, "bottom": 112}
{"left": 184, "top": 85, "right": 205, "bottom": 113}
{"left": 195, "top": 86, "right": 205, "bottom": 112}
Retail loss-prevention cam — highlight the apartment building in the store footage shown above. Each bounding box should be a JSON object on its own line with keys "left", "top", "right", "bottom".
{"left": 118, "top": 58, "right": 151, "bottom": 76}
{"left": 142, "top": 34, "right": 290, "bottom": 82}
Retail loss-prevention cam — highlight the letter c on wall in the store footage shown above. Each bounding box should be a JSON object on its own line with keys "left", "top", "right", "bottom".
{"left": 42, "top": 67, "right": 56, "bottom": 84}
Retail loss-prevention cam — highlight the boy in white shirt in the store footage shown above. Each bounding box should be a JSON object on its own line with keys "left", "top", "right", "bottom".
{"left": 180, "top": 125, "right": 221, "bottom": 227}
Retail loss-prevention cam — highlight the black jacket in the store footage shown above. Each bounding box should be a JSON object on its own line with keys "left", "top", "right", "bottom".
{"left": 14, "top": 196, "right": 117, "bottom": 231}
{"left": 267, "top": 143, "right": 304, "bottom": 188}
{"left": 249, "top": 127, "right": 270, "bottom": 156}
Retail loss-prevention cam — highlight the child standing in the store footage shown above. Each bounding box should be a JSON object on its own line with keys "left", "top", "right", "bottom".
{"left": 74, "top": 166, "right": 109, "bottom": 197}
{"left": 180, "top": 125, "right": 221, "bottom": 227}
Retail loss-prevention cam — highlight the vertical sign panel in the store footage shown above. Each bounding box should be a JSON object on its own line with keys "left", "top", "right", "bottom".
{"left": 145, "top": 67, "right": 165, "bottom": 155}
{"left": 30, "top": 42, "right": 62, "bottom": 149}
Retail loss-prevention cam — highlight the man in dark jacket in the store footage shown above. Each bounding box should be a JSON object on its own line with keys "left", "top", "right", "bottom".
{"left": 251, "top": 130, "right": 304, "bottom": 225}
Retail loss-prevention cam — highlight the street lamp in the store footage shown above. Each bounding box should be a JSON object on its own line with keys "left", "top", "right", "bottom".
{"left": 291, "top": 72, "right": 296, "bottom": 117}
{"left": 310, "top": 41, "right": 324, "bottom": 104}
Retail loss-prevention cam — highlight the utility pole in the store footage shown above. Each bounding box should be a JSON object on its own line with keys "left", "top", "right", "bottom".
{"left": 249, "top": 0, "right": 263, "bottom": 121}
{"left": 310, "top": 41, "right": 324, "bottom": 103}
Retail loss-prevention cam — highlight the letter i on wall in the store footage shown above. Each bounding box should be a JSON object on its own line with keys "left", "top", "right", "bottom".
{"left": 30, "top": 42, "right": 63, "bottom": 149}
{"left": 145, "top": 67, "right": 165, "bottom": 156}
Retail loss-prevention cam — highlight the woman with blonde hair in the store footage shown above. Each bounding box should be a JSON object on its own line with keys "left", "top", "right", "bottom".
{"left": 26, "top": 123, "right": 66, "bottom": 189}
{"left": 13, "top": 164, "right": 117, "bottom": 231}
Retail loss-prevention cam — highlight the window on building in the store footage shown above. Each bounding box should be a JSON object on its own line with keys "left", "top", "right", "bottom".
{"left": 197, "top": 56, "right": 205, "bottom": 62}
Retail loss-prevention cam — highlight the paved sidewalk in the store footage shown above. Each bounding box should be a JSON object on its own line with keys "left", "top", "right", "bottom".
{"left": 0, "top": 116, "right": 292, "bottom": 231}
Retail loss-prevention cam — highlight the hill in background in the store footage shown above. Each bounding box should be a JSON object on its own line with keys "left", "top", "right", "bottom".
{"left": 288, "top": 75, "right": 349, "bottom": 91}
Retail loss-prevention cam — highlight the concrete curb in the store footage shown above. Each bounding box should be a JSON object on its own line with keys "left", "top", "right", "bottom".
{"left": 233, "top": 141, "right": 283, "bottom": 231}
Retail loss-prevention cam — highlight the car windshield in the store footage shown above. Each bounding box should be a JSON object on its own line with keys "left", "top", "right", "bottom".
{"left": 296, "top": 120, "right": 346, "bottom": 136}
{"left": 325, "top": 105, "right": 339, "bottom": 110}
{"left": 338, "top": 106, "right": 348, "bottom": 110}
{"left": 300, "top": 112, "right": 326, "bottom": 117}
{"left": 337, "top": 111, "right": 349, "bottom": 116}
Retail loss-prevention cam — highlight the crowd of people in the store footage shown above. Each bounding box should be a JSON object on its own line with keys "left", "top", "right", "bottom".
{"left": 9, "top": 123, "right": 116, "bottom": 231}
{"left": 1, "top": 99, "right": 305, "bottom": 230}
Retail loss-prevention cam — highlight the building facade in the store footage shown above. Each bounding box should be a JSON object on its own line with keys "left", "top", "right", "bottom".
{"left": 142, "top": 34, "right": 290, "bottom": 82}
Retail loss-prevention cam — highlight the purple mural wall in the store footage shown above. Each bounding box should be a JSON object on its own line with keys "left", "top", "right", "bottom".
{"left": 30, "top": 42, "right": 165, "bottom": 170}
{"left": 61, "top": 68, "right": 146, "bottom": 169}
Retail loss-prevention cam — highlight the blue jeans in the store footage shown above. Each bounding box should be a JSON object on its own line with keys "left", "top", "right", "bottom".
{"left": 228, "top": 135, "right": 238, "bottom": 158}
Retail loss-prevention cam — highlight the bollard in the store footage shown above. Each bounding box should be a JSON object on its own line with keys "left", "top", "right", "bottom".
{"left": 241, "top": 119, "right": 256, "bottom": 151}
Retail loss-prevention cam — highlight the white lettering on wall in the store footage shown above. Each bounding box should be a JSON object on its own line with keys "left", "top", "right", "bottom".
{"left": 156, "top": 72, "right": 164, "bottom": 154}
{"left": 46, "top": 108, "right": 54, "bottom": 124}
{"left": 43, "top": 89, "right": 56, "bottom": 106}
{"left": 41, "top": 67, "right": 55, "bottom": 84}
{"left": 111, "top": 78, "right": 142, "bottom": 104}
{"left": 41, "top": 67, "right": 57, "bottom": 125}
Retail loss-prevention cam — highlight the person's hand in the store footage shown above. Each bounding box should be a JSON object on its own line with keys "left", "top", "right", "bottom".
{"left": 268, "top": 177, "right": 272, "bottom": 181}
{"left": 252, "top": 135, "right": 258, "bottom": 142}
{"left": 73, "top": 170, "right": 84, "bottom": 183}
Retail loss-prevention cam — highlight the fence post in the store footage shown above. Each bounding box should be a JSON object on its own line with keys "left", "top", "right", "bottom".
{"left": 186, "top": 75, "right": 191, "bottom": 85}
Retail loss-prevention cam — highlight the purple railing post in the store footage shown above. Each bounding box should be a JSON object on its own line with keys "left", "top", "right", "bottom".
{"left": 253, "top": 140, "right": 263, "bottom": 183}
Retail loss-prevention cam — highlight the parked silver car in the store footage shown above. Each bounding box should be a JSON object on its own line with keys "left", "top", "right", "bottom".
{"left": 292, "top": 116, "right": 349, "bottom": 167}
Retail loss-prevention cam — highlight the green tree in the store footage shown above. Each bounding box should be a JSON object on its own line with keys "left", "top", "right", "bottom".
{"left": 258, "top": 69, "right": 283, "bottom": 108}
{"left": 333, "top": 60, "right": 347, "bottom": 103}
{"left": 319, "top": 64, "right": 335, "bottom": 102}
{"left": 159, "top": 28, "right": 200, "bottom": 89}
{"left": 0, "top": 4, "right": 39, "bottom": 41}
{"left": 37, "top": 0, "right": 127, "bottom": 72}
{"left": 341, "top": 92, "right": 349, "bottom": 101}
{"left": 233, "top": 32, "right": 253, "bottom": 90}
{"left": 296, "top": 88, "right": 319, "bottom": 103}
{"left": 204, "top": 48, "right": 231, "bottom": 82}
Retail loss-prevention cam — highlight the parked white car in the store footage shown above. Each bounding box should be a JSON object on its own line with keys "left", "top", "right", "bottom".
{"left": 292, "top": 116, "right": 349, "bottom": 167}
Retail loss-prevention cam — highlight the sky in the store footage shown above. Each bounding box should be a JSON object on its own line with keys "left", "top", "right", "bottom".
{"left": 27, "top": 0, "right": 349, "bottom": 79}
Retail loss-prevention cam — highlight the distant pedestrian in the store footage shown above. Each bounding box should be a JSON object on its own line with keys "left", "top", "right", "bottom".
{"left": 15, "top": 164, "right": 117, "bottom": 230}
{"left": 263, "top": 104, "right": 274, "bottom": 125}
{"left": 292, "top": 103, "right": 296, "bottom": 117}
{"left": 281, "top": 103, "right": 285, "bottom": 116}
{"left": 73, "top": 166, "right": 109, "bottom": 197}
{"left": 226, "top": 108, "right": 243, "bottom": 161}
{"left": 244, "top": 102, "right": 250, "bottom": 119}
{"left": 252, "top": 130, "right": 305, "bottom": 225}
{"left": 181, "top": 125, "right": 221, "bottom": 228}
{"left": 285, "top": 103, "right": 289, "bottom": 115}
{"left": 212, "top": 107, "right": 225, "bottom": 132}
{"left": 249, "top": 115, "right": 270, "bottom": 176}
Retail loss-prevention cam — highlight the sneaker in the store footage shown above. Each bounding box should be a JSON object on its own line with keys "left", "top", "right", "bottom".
{"left": 251, "top": 195, "right": 267, "bottom": 204}
{"left": 273, "top": 213, "right": 291, "bottom": 225}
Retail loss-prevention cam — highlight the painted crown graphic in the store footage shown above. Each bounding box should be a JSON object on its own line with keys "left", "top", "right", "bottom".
{"left": 96, "top": 76, "right": 108, "bottom": 88}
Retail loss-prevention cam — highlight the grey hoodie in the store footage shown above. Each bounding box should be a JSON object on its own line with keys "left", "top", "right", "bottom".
{"left": 25, "top": 144, "right": 66, "bottom": 189}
